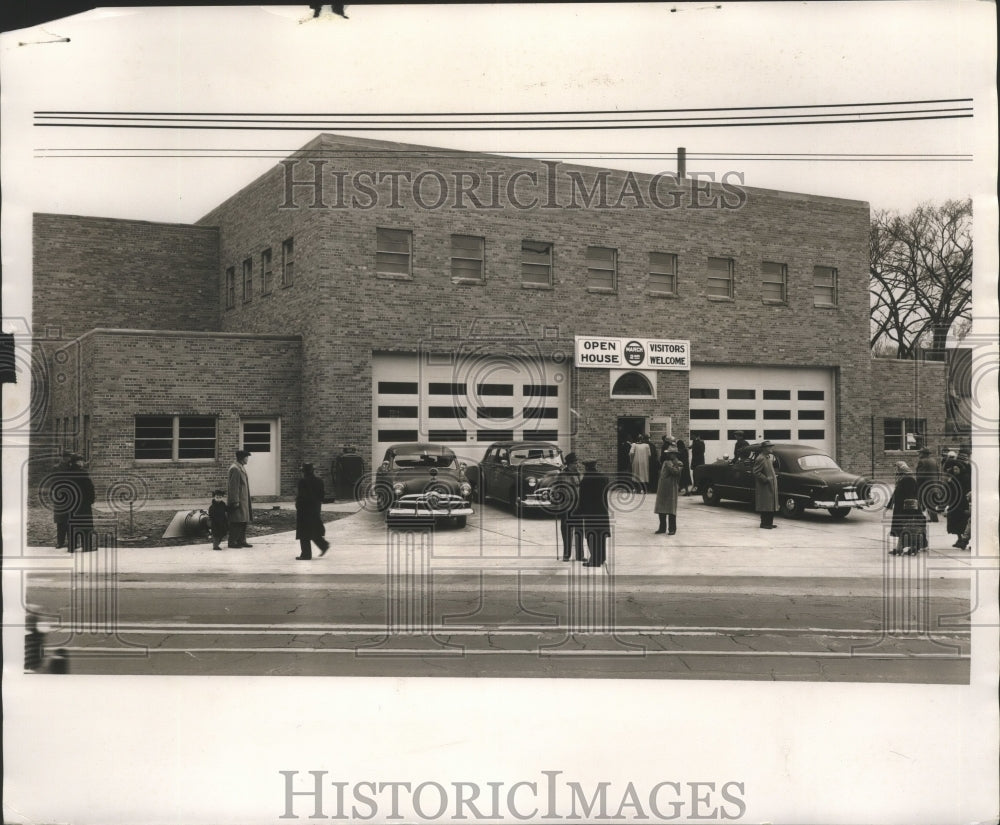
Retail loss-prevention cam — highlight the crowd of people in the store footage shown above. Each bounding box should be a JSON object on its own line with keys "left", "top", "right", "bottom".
{"left": 888, "top": 448, "right": 973, "bottom": 556}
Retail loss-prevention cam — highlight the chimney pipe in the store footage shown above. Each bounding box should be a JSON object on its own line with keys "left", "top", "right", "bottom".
{"left": 677, "top": 147, "right": 686, "bottom": 181}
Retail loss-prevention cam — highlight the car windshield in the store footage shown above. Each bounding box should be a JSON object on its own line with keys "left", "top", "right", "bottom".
{"left": 796, "top": 454, "right": 840, "bottom": 471}
{"left": 509, "top": 447, "right": 563, "bottom": 466}
{"left": 393, "top": 451, "right": 457, "bottom": 470}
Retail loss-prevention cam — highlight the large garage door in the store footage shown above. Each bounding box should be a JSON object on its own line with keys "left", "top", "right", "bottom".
{"left": 689, "top": 366, "right": 835, "bottom": 464}
{"left": 372, "top": 352, "right": 571, "bottom": 467}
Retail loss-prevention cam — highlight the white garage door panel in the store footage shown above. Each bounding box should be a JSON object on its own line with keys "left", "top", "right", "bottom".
{"left": 689, "top": 366, "right": 835, "bottom": 463}
{"left": 372, "top": 353, "right": 570, "bottom": 467}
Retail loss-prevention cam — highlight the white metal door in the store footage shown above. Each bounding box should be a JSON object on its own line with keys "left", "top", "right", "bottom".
{"left": 241, "top": 418, "right": 279, "bottom": 496}
{"left": 688, "top": 366, "right": 835, "bottom": 463}
{"left": 372, "top": 352, "right": 571, "bottom": 468}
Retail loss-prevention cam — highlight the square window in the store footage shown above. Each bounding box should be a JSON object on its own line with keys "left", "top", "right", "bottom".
{"left": 451, "top": 234, "right": 484, "bottom": 282}
{"left": 707, "top": 257, "right": 734, "bottom": 299}
{"left": 813, "top": 266, "right": 838, "bottom": 307}
{"left": 586, "top": 245, "right": 617, "bottom": 291}
{"left": 761, "top": 261, "right": 787, "bottom": 303}
{"left": 883, "top": 418, "right": 926, "bottom": 451}
{"left": 377, "top": 228, "right": 412, "bottom": 277}
{"left": 521, "top": 240, "right": 553, "bottom": 287}
{"left": 650, "top": 252, "right": 678, "bottom": 294}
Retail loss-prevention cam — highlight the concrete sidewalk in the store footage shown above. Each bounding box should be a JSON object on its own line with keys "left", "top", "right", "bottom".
{"left": 21, "top": 494, "right": 976, "bottom": 581}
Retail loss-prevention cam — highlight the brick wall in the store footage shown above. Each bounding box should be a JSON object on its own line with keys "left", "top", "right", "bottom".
{"left": 197, "top": 133, "right": 875, "bottom": 472}
{"left": 867, "top": 357, "right": 949, "bottom": 480}
{"left": 38, "top": 330, "right": 302, "bottom": 501}
{"left": 32, "top": 214, "right": 219, "bottom": 339}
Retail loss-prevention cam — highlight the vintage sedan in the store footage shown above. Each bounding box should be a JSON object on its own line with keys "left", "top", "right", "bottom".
{"left": 693, "top": 442, "right": 869, "bottom": 518}
{"left": 468, "top": 441, "right": 566, "bottom": 516}
{"left": 373, "top": 443, "right": 474, "bottom": 526}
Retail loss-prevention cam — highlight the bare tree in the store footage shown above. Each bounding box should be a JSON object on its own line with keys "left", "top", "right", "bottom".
{"left": 870, "top": 199, "right": 973, "bottom": 359}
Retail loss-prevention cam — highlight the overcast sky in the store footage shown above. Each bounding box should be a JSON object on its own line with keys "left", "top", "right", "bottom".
{"left": 1, "top": 2, "right": 995, "bottom": 227}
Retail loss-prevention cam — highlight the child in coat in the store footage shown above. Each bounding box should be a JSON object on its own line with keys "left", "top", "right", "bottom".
{"left": 208, "top": 489, "right": 229, "bottom": 551}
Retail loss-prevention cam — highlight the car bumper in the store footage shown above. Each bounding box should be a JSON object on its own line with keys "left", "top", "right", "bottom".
{"left": 387, "top": 504, "right": 473, "bottom": 519}
{"left": 811, "top": 497, "right": 865, "bottom": 509}
{"left": 518, "top": 493, "right": 554, "bottom": 508}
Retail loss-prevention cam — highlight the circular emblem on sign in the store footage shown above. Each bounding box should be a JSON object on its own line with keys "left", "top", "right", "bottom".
{"left": 624, "top": 340, "right": 645, "bottom": 366}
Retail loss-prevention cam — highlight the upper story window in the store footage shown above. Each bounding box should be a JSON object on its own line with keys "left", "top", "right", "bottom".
{"left": 242, "top": 258, "right": 253, "bottom": 303}
{"left": 707, "top": 257, "right": 734, "bottom": 299}
{"left": 761, "top": 261, "right": 787, "bottom": 304}
{"left": 281, "top": 237, "right": 295, "bottom": 287}
{"left": 586, "top": 245, "right": 617, "bottom": 292}
{"left": 261, "top": 248, "right": 273, "bottom": 295}
{"left": 450, "top": 234, "right": 484, "bottom": 282}
{"left": 813, "top": 265, "right": 838, "bottom": 307}
{"left": 134, "top": 415, "right": 216, "bottom": 461}
{"left": 649, "top": 251, "right": 678, "bottom": 295}
{"left": 376, "top": 227, "right": 412, "bottom": 278}
{"left": 225, "top": 267, "right": 236, "bottom": 309}
{"left": 521, "top": 240, "right": 553, "bottom": 287}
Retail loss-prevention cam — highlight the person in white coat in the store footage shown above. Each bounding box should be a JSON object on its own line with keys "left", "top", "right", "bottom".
{"left": 629, "top": 435, "right": 652, "bottom": 493}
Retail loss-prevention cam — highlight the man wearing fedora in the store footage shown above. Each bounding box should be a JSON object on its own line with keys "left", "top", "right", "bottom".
{"left": 654, "top": 446, "right": 681, "bottom": 535}
{"left": 295, "top": 462, "right": 330, "bottom": 560}
{"left": 753, "top": 441, "right": 779, "bottom": 529}
{"left": 555, "top": 452, "right": 584, "bottom": 561}
{"left": 579, "top": 459, "right": 611, "bottom": 567}
{"left": 227, "top": 449, "right": 254, "bottom": 548}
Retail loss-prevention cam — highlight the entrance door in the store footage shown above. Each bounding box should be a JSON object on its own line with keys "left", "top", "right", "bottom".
{"left": 241, "top": 419, "right": 279, "bottom": 496}
{"left": 616, "top": 416, "right": 646, "bottom": 473}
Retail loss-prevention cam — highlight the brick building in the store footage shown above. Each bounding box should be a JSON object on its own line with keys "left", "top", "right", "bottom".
{"left": 30, "top": 133, "right": 946, "bottom": 499}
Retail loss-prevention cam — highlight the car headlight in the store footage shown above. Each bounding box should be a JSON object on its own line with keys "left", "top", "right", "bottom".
{"left": 392, "top": 482, "right": 405, "bottom": 495}
{"left": 527, "top": 477, "right": 537, "bottom": 487}
{"left": 460, "top": 482, "right": 472, "bottom": 497}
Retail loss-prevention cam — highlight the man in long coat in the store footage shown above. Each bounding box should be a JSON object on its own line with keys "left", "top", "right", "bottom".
{"left": 65, "top": 453, "right": 96, "bottom": 551}
{"left": 227, "top": 449, "right": 254, "bottom": 548}
{"left": 654, "top": 447, "right": 681, "bottom": 535}
{"left": 943, "top": 450, "right": 971, "bottom": 539}
{"left": 50, "top": 450, "right": 73, "bottom": 549}
{"left": 753, "top": 441, "right": 779, "bottom": 529}
{"left": 555, "top": 452, "right": 584, "bottom": 561}
{"left": 579, "top": 459, "right": 611, "bottom": 567}
{"left": 295, "top": 462, "right": 329, "bottom": 560}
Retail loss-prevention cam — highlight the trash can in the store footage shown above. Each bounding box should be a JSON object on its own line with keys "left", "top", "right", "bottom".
{"left": 332, "top": 447, "right": 365, "bottom": 501}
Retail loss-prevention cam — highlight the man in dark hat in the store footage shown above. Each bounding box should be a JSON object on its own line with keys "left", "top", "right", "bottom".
{"left": 65, "top": 453, "right": 96, "bottom": 551}
{"left": 753, "top": 441, "right": 779, "bottom": 529}
{"left": 295, "top": 462, "right": 330, "bottom": 560}
{"left": 555, "top": 452, "right": 584, "bottom": 561}
{"left": 227, "top": 449, "right": 254, "bottom": 548}
{"left": 579, "top": 459, "right": 611, "bottom": 567}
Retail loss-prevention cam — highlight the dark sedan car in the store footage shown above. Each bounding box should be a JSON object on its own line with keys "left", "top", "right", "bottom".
{"left": 374, "top": 443, "right": 474, "bottom": 526}
{"left": 467, "top": 441, "right": 565, "bottom": 516}
{"left": 693, "top": 442, "right": 869, "bottom": 518}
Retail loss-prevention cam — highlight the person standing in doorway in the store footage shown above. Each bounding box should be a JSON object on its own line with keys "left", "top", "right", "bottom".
{"left": 629, "top": 435, "right": 651, "bottom": 493}
{"left": 227, "top": 449, "right": 254, "bottom": 548}
{"left": 654, "top": 447, "right": 681, "bottom": 536}
{"left": 753, "top": 441, "right": 779, "bottom": 529}
{"left": 295, "top": 463, "right": 330, "bottom": 560}
{"left": 579, "top": 459, "right": 611, "bottom": 568}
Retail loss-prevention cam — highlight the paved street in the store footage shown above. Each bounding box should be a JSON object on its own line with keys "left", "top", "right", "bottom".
{"left": 16, "top": 494, "right": 973, "bottom": 681}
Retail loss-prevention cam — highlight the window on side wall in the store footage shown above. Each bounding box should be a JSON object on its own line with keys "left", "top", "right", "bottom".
{"left": 649, "top": 251, "right": 678, "bottom": 295}
{"left": 707, "top": 257, "right": 734, "bottom": 299}
{"left": 761, "top": 261, "right": 787, "bottom": 304}
{"left": 883, "top": 418, "right": 926, "bottom": 451}
{"left": 813, "top": 265, "right": 838, "bottom": 307}
{"left": 242, "top": 257, "right": 253, "bottom": 303}
{"left": 450, "top": 234, "right": 484, "bottom": 283}
{"left": 261, "top": 248, "right": 273, "bottom": 295}
{"left": 135, "top": 415, "right": 216, "bottom": 460}
{"left": 586, "top": 245, "right": 617, "bottom": 292}
{"left": 225, "top": 267, "right": 236, "bottom": 309}
{"left": 521, "top": 240, "right": 553, "bottom": 287}
{"left": 376, "top": 227, "right": 412, "bottom": 278}
{"left": 281, "top": 237, "right": 295, "bottom": 287}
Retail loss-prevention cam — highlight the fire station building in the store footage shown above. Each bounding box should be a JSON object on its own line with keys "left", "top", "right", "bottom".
{"left": 30, "top": 133, "right": 946, "bottom": 498}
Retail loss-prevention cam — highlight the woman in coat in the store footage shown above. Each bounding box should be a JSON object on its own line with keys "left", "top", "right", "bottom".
{"left": 295, "top": 462, "right": 329, "bottom": 560}
{"left": 654, "top": 447, "right": 681, "bottom": 535}
{"left": 888, "top": 461, "right": 927, "bottom": 555}
{"left": 943, "top": 452, "right": 971, "bottom": 539}
{"left": 629, "top": 435, "right": 651, "bottom": 492}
